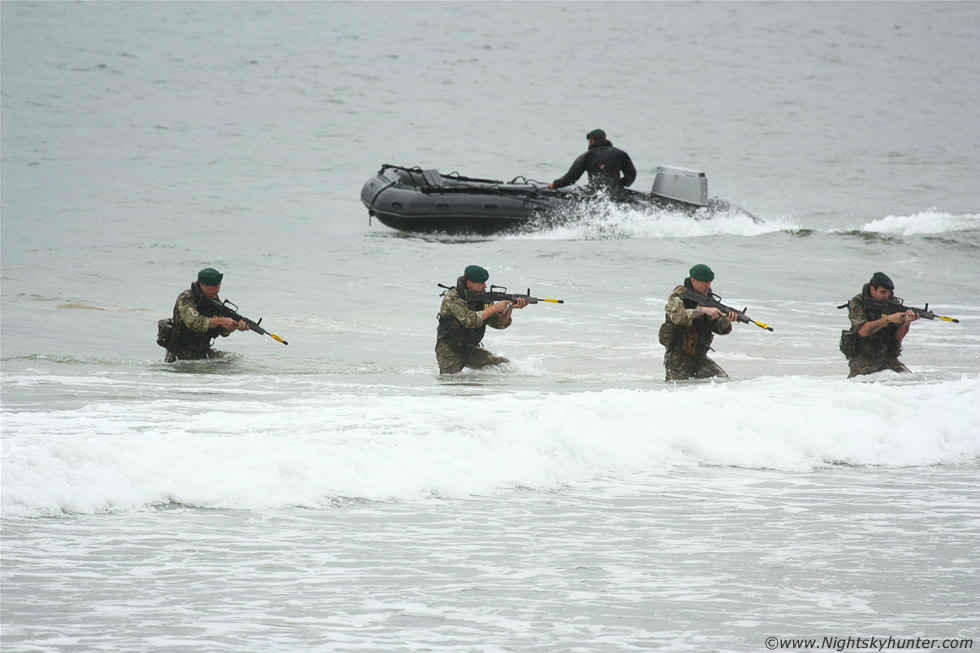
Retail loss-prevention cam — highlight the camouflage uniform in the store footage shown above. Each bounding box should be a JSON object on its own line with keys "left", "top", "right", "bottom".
{"left": 660, "top": 284, "right": 732, "bottom": 381}
{"left": 165, "top": 283, "right": 234, "bottom": 362}
{"left": 845, "top": 290, "right": 910, "bottom": 378}
{"left": 435, "top": 281, "right": 512, "bottom": 374}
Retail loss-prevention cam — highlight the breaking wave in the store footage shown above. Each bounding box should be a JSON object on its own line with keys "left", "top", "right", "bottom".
{"left": 3, "top": 374, "right": 977, "bottom": 518}
{"left": 858, "top": 210, "right": 979, "bottom": 236}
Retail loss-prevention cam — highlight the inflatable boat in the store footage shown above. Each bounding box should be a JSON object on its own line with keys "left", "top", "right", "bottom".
{"left": 360, "top": 163, "right": 753, "bottom": 235}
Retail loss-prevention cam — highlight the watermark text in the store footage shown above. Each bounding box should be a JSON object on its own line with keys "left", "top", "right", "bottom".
{"left": 765, "top": 636, "right": 974, "bottom": 651}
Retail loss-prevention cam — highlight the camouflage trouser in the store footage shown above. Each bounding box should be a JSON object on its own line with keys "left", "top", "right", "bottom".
{"left": 664, "top": 349, "right": 728, "bottom": 381}
{"left": 165, "top": 345, "right": 226, "bottom": 363}
{"left": 435, "top": 342, "right": 509, "bottom": 374}
{"left": 165, "top": 347, "right": 206, "bottom": 363}
{"left": 847, "top": 356, "right": 910, "bottom": 378}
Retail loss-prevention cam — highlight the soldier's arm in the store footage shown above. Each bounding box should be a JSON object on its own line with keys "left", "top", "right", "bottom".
{"left": 713, "top": 315, "right": 733, "bottom": 335}
{"left": 850, "top": 298, "right": 891, "bottom": 337}
{"left": 893, "top": 314, "right": 915, "bottom": 343}
{"left": 486, "top": 307, "right": 512, "bottom": 330}
{"left": 178, "top": 295, "right": 238, "bottom": 335}
{"left": 442, "top": 295, "right": 484, "bottom": 329}
{"left": 176, "top": 296, "right": 212, "bottom": 334}
{"left": 665, "top": 294, "right": 698, "bottom": 326}
{"left": 620, "top": 151, "right": 637, "bottom": 187}
{"left": 552, "top": 152, "right": 588, "bottom": 189}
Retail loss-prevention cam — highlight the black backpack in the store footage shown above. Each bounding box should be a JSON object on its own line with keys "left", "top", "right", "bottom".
{"left": 839, "top": 329, "right": 857, "bottom": 359}
{"left": 156, "top": 318, "right": 174, "bottom": 348}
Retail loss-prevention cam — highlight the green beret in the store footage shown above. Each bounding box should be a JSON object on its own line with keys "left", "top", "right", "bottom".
{"left": 464, "top": 265, "right": 489, "bottom": 283}
{"left": 689, "top": 264, "right": 714, "bottom": 282}
{"left": 870, "top": 271, "right": 894, "bottom": 290}
{"left": 197, "top": 267, "right": 223, "bottom": 286}
{"left": 586, "top": 128, "right": 606, "bottom": 140}
{"left": 463, "top": 265, "right": 490, "bottom": 283}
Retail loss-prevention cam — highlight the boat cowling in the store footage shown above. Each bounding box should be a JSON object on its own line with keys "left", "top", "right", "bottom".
{"left": 651, "top": 166, "right": 708, "bottom": 207}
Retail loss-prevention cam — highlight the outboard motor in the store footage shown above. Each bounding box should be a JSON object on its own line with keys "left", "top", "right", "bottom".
{"left": 651, "top": 166, "right": 708, "bottom": 207}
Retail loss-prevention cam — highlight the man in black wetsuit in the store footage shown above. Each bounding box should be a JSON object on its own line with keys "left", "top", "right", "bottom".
{"left": 548, "top": 128, "right": 637, "bottom": 197}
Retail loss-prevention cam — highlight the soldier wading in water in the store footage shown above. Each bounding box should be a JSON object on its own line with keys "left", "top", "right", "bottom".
{"left": 435, "top": 265, "right": 527, "bottom": 374}
{"left": 659, "top": 264, "right": 739, "bottom": 381}
{"left": 164, "top": 267, "right": 249, "bottom": 362}
{"left": 842, "top": 271, "right": 919, "bottom": 377}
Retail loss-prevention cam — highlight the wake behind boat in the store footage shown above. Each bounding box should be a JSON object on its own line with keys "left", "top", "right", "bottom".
{"left": 361, "top": 164, "right": 756, "bottom": 234}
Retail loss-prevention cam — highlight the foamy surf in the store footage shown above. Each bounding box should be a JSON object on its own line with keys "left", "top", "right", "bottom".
{"left": 3, "top": 375, "right": 977, "bottom": 518}
{"left": 860, "top": 211, "right": 979, "bottom": 236}
{"left": 512, "top": 202, "right": 799, "bottom": 240}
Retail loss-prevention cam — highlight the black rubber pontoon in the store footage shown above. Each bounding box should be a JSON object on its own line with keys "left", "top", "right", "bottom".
{"left": 361, "top": 164, "right": 750, "bottom": 234}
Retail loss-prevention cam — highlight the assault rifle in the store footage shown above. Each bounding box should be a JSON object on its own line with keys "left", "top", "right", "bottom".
{"left": 464, "top": 285, "right": 564, "bottom": 305}
{"left": 199, "top": 296, "right": 289, "bottom": 345}
{"left": 438, "top": 283, "right": 563, "bottom": 305}
{"left": 681, "top": 287, "right": 774, "bottom": 331}
{"left": 851, "top": 297, "right": 959, "bottom": 323}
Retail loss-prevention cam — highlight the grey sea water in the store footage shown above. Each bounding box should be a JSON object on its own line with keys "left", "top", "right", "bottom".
{"left": 2, "top": 2, "right": 979, "bottom": 651}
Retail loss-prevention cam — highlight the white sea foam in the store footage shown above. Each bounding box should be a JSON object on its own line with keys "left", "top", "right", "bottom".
{"left": 511, "top": 202, "right": 799, "bottom": 240}
{"left": 3, "top": 375, "right": 977, "bottom": 518}
{"left": 859, "top": 211, "right": 980, "bottom": 236}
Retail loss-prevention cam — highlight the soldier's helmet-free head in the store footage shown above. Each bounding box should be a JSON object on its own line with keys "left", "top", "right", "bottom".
{"left": 464, "top": 265, "right": 489, "bottom": 283}
{"left": 870, "top": 271, "right": 894, "bottom": 291}
{"left": 198, "top": 267, "right": 223, "bottom": 286}
{"left": 689, "top": 264, "right": 714, "bottom": 282}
